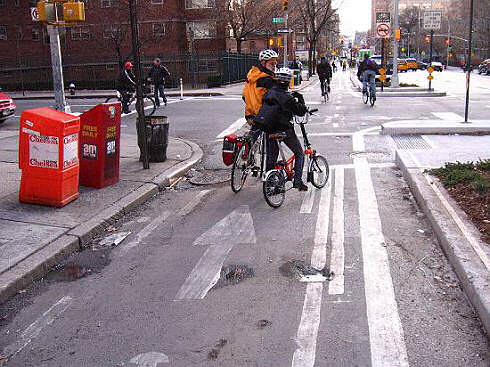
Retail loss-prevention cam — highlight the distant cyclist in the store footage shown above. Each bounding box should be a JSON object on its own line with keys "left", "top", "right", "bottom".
{"left": 118, "top": 61, "right": 136, "bottom": 114}
{"left": 317, "top": 57, "right": 332, "bottom": 97}
{"left": 357, "top": 54, "right": 378, "bottom": 98}
{"left": 332, "top": 60, "right": 337, "bottom": 73}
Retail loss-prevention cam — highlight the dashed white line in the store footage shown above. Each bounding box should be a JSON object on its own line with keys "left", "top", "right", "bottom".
{"left": 216, "top": 117, "right": 246, "bottom": 139}
{"left": 329, "top": 168, "right": 345, "bottom": 295}
{"left": 300, "top": 187, "right": 317, "bottom": 214}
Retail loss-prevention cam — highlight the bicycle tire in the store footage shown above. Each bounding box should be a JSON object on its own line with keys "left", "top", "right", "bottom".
{"left": 362, "top": 91, "right": 369, "bottom": 104}
{"left": 263, "top": 170, "right": 285, "bottom": 208}
{"left": 105, "top": 96, "right": 119, "bottom": 103}
{"left": 309, "top": 154, "right": 329, "bottom": 189}
{"left": 370, "top": 94, "right": 376, "bottom": 107}
{"left": 231, "top": 144, "right": 249, "bottom": 193}
{"left": 143, "top": 96, "right": 156, "bottom": 115}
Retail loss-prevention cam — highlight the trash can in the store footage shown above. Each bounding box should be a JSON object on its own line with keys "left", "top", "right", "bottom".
{"left": 144, "top": 115, "right": 169, "bottom": 162}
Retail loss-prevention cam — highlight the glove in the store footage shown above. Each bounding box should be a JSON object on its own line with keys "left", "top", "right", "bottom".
{"left": 292, "top": 91, "right": 305, "bottom": 104}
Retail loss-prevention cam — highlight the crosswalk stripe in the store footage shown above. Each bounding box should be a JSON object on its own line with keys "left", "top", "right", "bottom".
{"left": 328, "top": 168, "right": 345, "bottom": 295}
{"left": 292, "top": 182, "right": 332, "bottom": 367}
{"left": 216, "top": 117, "right": 246, "bottom": 139}
{"left": 300, "top": 187, "right": 316, "bottom": 214}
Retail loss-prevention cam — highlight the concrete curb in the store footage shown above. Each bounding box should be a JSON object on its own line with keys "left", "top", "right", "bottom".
{"left": 381, "top": 123, "right": 490, "bottom": 135}
{"left": 396, "top": 150, "right": 490, "bottom": 336}
{"left": 0, "top": 137, "right": 203, "bottom": 304}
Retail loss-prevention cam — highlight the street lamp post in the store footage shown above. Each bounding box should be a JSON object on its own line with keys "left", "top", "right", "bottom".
{"left": 464, "top": 0, "right": 474, "bottom": 123}
{"left": 392, "top": 0, "right": 400, "bottom": 88}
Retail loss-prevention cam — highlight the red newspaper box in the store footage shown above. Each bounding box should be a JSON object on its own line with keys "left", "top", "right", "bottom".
{"left": 19, "top": 107, "right": 80, "bottom": 207}
{"left": 79, "top": 103, "right": 121, "bottom": 188}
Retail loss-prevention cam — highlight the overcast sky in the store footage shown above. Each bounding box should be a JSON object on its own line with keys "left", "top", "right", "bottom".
{"left": 335, "top": 0, "right": 372, "bottom": 39}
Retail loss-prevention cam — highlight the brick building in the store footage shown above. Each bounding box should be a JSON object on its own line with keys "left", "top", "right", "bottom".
{"left": 0, "top": 0, "right": 230, "bottom": 89}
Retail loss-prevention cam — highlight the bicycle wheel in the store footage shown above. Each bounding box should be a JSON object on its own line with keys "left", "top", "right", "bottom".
{"left": 263, "top": 170, "right": 286, "bottom": 208}
{"left": 370, "top": 94, "right": 376, "bottom": 107}
{"left": 143, "top": 96, "right": 156, "bottom": 115}
{"left": 309, "top": 154, "right": 329, "bottom": 189}
{"left": 362, "top": 91, "right": 369, "bottom": 104}
{"left": 231, "top": 144, "right": 250, "bottom": 193}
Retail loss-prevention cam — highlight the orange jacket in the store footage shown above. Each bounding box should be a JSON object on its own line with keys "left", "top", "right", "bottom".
{"left": 242, "top": 66, "right": 274, "bottom": 118}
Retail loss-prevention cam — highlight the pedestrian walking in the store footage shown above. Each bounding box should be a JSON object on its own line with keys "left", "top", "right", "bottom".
{"left": 148, "top": 58, "right": 170, "bottom": 107}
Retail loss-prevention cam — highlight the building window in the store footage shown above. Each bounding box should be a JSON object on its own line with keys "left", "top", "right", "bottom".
{"left": 32, "top": 28, "right": 40, "bottom": 41}
{"left": 188, "top": 21, "right": 216, "bottom": 39}
{"left": 101, "top": 0, "right": 119, "bottom": 7}
{"left": 249, "top": 40, "right": 255, "bottom": 52}
{"left": 185, "top": 0, "right": 214, "bottom": 9}
{"left": 151, "top": 0, "right": 163, "bottom": 3}
{"left": 71, "top": 26, "right": 90, "bottom": 40}
{"left": 153, "top": 23, "right": 165, "bottom": 37}
{"left": 0, "top": 26, "right": 6, "bottom": 40}
{"left": 103, "top": 26, "right": 120, "bottom": 39}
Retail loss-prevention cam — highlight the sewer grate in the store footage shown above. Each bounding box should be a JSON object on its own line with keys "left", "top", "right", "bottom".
{"left": 392, "top": 135, "right": 432, "bottom": 150}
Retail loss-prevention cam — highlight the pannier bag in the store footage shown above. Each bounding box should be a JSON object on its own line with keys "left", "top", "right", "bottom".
{"left": 222, "top": 133, "right": 238, "bottom": 166}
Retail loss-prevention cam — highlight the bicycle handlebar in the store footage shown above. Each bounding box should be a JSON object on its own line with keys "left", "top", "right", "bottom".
{"left": 308, "top": 108, "right": 318, "bottom": 115}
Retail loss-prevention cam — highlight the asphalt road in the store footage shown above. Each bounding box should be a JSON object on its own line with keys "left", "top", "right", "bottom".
{"left": 0, "top": 71, "right": 489, "bottom": 366}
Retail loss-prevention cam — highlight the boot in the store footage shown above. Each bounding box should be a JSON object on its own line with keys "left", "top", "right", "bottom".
{"left": 293, "top": 180, "right": 308, "bottom": 191}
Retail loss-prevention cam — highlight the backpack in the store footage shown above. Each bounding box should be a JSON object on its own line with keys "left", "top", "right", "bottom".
{"left": 253, "top": 100, "right": 282, "bottom": 133}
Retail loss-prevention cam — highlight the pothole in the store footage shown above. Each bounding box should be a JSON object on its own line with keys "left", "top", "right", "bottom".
{"left": 212, "top": 264, "right": 254, "bottom": 289}
{"left": 279, "top": 260, "right": 333, "bottom": 282}
{"left": 188, "top": 169, "right": 230, "bottom": 185}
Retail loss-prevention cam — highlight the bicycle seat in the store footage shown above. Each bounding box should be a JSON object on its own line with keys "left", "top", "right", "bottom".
{"left": 268, "top": 132, "right": 287, "bottom": 140}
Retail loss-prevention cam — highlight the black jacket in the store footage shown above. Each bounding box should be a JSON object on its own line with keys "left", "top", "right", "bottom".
{"left": 254, "top": 86, "right": 307, "bottom": 133}
{"left": 357, "top": 59, "right": 378, "bottom": 79}
{"left": 119, "top": 69, "right": 136, "bottom": 91}
{"left": 317, "top": 61, "right": 332, "bottom": 79}
{"left": 148, "top": 65, "right": 170, "bottom": 85}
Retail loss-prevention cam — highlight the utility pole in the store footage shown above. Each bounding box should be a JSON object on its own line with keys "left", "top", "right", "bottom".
{"left": 129, "top": 0, "right": 149, "bottom": 168}
{"left": 429, "top": 29, "right": 434, "bottom": 91}
{"left": 48, "top": 24, "right": 68, "bottom": 112}
{"left": 392, "top": 0, "right": 400, "bottom": 88}
{"left": 284, "top": 13, "right": 289, "bottom": 66}
{"left": 464, "top": 0, "right": 474, "bottom": 123}
{"left": 446, "top": 15, "right": 450, "bottom": 69}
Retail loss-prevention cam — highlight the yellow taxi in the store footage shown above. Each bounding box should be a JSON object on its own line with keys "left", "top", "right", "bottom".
{"left": 397, "top": 59, "right": 409, "bottom": 72}
{"left": 406, "top": 58, "right": 418, "bottom": 71}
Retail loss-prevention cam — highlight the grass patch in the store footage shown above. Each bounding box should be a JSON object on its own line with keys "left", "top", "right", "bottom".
{"left": 399, "top": 82, "right": 419, "bottom": 87}
{"left": 428, "top": 161, "right": 490, "bottom": 193}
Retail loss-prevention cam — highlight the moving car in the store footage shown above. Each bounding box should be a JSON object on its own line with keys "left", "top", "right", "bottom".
{"left": 406, "top": 58, "right": 418, "bottom": 71}
{"left": 418, "top": 61, "right": 429, "bottom": 70}
{"left": 0, "top": 89, "right": 15, "bottom": 124}
{"left": 431, "top": 61, "right": 443, "bottom": 72}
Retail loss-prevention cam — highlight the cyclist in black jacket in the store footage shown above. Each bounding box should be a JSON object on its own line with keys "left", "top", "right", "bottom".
{"left": 118, "top": 61, "right": 136, "bottom": 114}
{"left": 317, "top": 57, "right": 333, "bottom": 97}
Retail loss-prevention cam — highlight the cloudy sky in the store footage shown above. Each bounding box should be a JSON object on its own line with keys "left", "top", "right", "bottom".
{"left": 335, "top": 0, "right": 372, "bottom": 38}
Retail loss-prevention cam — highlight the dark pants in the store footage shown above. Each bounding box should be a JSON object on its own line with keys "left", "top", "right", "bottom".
{"left": 319, "top": 77, "right": 330, "bottom": 95}
{"left": 119, "top": 89, "right": 132, "bottom": 113}
{"left": 266, "top": 129, "right": 304, "bottom": 183}
{"left": 153, "top": 83, "right": 167, "bottom": 106}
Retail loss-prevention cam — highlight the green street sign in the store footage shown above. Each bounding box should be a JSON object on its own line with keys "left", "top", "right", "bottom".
{"left": 272, "top": 17, "right": 284, "bottom": 23}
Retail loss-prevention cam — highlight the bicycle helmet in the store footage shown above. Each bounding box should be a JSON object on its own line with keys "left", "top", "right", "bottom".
{"left": 275, "top": 67, "right": 293, "bottom": 85}
{"left": 259, "top": 49, "right": 279, "bottom": 62}
{"left": 124, "top": 61, "right": 133, "bottom": 69}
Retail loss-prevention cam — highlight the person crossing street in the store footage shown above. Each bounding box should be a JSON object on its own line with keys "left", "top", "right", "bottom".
{"left": 148, "top": 58, "right": 170, "bottom": 107}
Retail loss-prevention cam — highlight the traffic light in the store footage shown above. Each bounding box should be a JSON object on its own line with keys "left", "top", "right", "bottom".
{"left": 445, "top": 38, "right": 451, "bottom": 46}
{"left": 268, "top": 37, "right": 274, "bottom": 47}
{"left": 282, "top": 0, "right": 288, "bottom": 11}
{"left": 395, "top": 28, "right": 401, "bottom": 41}
{"left": 425, "top": 35, "right": 430, "bottom": 43}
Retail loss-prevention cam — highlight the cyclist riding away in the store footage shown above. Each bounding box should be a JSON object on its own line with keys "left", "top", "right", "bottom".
{"left": 254, "top": 68, "right": 309, "bottom": 191}
{"left": 119, "top": 61, "right": 136, "bottom": 114}
{"left": 331, "top": 60, "right": 337, "bottom": 73}
{"left": 357, "top": 54, "right": 378, "bottom": 100}
{"left": 317, "top": 57, "right": 333, "bottom": 97}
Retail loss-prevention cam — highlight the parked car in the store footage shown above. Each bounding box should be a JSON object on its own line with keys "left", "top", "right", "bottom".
{"left": 0, "top": 88, "right": 16, "bottom": 124}
{"left": 431, "top": 61, "right": 443, "bottom": 72}
{"left": 398, "top": 59, "right": 409, "bottom": 72}
{"left": 418, "top": 61, "right": 429, "bottom": 70}
{"left": 478, "top": 59, "right": 490, "bottom": 75}
{"left": 406, "top": 58, "right": 418, "bottom": 71}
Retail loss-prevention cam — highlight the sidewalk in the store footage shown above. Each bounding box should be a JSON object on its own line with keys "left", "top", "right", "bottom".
{"left": 387, "top": 128, "right": 490, "bottom": 335}
{"left": 0, "top": 132, "right": 203, "bottom": 304}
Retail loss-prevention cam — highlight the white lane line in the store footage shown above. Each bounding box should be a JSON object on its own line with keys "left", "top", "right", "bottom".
{"left": 122, "top": 190, "right": 212, "bottom": 252}
{"left": 176, "top": 206, "right": 256, "bottom": 300}
{"left": 121, "top": 97, "right": 193, "bottom": 117}
{"left": 216, "top": 117, "right": 246, "bottom": 139}
{"left": 431, "top": 112, "right": 463, "bottom": 121}
{"left": 2, "top": 296, "right": 73, "bottom": 362}
{"left": 300, "top": 187, "right": 317, "bottom": 214}
{"left": 332, "top": 123, "right": 339, "bottom": 128}
{"left": 292, "top": 182, "right": 332, "bottom": 367}
{"left": 329, "top": 168, "right": 345, "bottom": 295}
{"left": 425, "top": 173, "right": 490, "bottom": 270}
{"left": 354, "top": 129, "right": 409, "bottom": 366}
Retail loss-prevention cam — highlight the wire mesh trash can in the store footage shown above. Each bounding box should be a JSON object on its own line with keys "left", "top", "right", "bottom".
{"left": 144, "top": 115, "right": 169, "bottom": 162}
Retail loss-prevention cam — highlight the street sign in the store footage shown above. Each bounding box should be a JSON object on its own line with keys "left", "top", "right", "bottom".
{"left": 379, "top": 75, "right": 387, "bottom": 82}
{"left": 277, "top": 29, "right": 292, "bottom": 33}
{"left": 272, "top": 17, "right": 284, "bottom": 23}
{"left": 423, "top": 11, "right": 442, "bottom": 30}
{"left": 30, "top": 7, "right": 39, "bottom": 21}
{"left": 379, "top": 68, "right": 386, "bottom": 75}
{"left": 376, "top": 23, "right": 391, "bottom": 39}
{"left": 427, "top": 66, "right": 435, "bottom": 73}
{"left": 376, "top": 11, "right": 391, "bottom": 24}
{"left": 427, "top": 75, "right": 434, "bottom": 80}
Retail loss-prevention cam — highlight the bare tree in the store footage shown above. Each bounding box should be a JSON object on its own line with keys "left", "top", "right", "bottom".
{"left": 215, "top": 0, "right": 280, "bottom": 53}
{"left": 291, "top": 0, "right": 338, "bottom": 74}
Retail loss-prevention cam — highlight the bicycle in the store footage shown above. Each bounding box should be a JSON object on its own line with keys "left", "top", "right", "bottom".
{"left": 230, "top": 129, "right": 267, "bottom": 193}
{"left": 361, "top": 76, "right": 376, "bottom": 107}
{"left": 105, "top": 84, "right": 156, "bottom": 115}
{"left": 263, "top": 107, "right": 330, "bottom": 208}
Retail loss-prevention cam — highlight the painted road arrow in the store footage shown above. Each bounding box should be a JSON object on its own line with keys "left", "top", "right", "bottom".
{"left": 129, "top": 352, "right": 169, "bottom": 366}
{"left": 175, "top": 205, "right": 256, "bottom": 300}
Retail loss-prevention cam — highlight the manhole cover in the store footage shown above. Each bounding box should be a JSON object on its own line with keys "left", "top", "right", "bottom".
{"left": 212, "top": 264, "right": 254, "bottom": 289}
{"left": 279, "top": 260, "right": 333, "bottom": 282}
{"left": 189, "top": 169, "right": 230, "bottom": 185}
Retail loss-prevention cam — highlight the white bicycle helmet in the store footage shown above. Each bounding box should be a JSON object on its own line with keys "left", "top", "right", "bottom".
{"left": 259, "top": 49, "right": 279, "bottom": 61}
{"left": 275, "top": 67, "right": 293, "bottom": 84}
